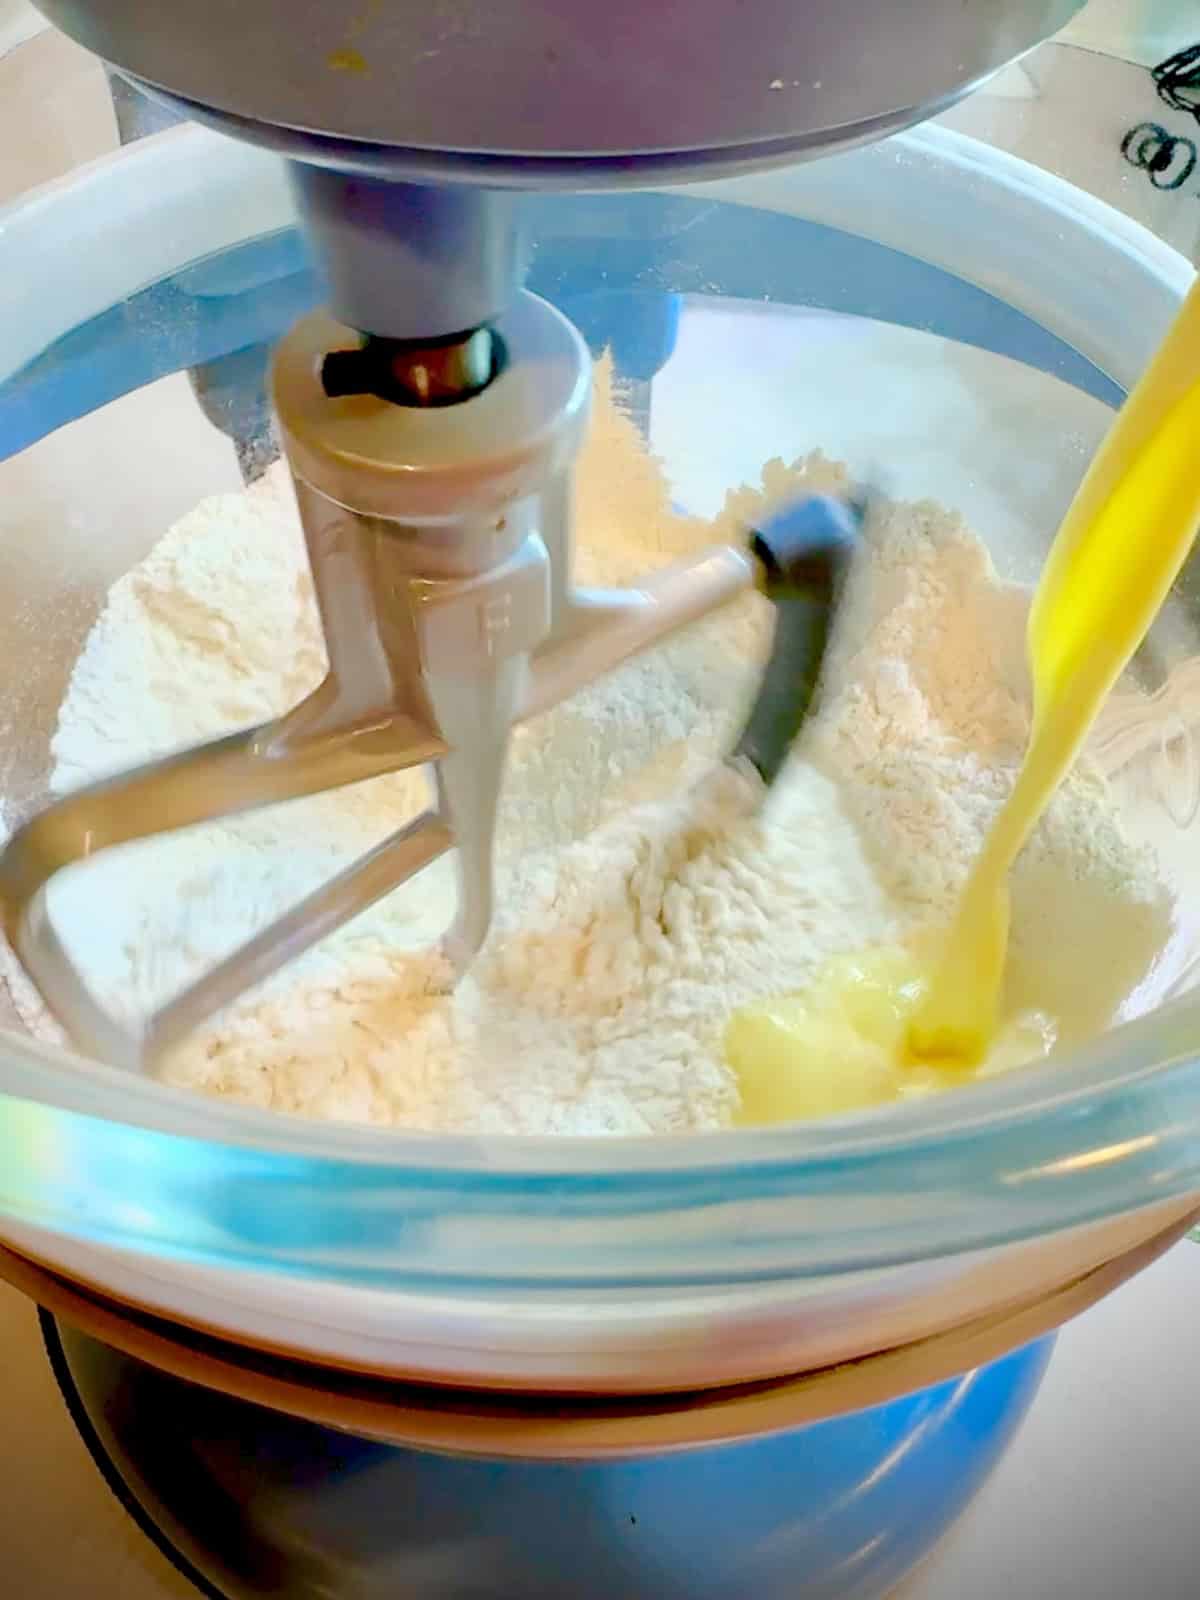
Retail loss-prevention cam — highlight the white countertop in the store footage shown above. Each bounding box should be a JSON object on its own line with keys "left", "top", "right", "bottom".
{"left": 3, "top": 1241, "right": 1198, "bottom": 1598}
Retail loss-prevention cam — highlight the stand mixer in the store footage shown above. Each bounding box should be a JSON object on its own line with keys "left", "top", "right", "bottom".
{"left": 14, "top": 7, "right": 1200, "bottom": 1600}
{"left": 0, "top": 0, "right": 1084, "bottom": 1067}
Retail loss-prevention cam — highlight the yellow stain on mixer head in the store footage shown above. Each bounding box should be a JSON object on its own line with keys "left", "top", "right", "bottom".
{"left": 327, "top": 47, "right": 369, "bottom": 74}
{"left": 328, "top": 0, "right": 379, "bottom": 72}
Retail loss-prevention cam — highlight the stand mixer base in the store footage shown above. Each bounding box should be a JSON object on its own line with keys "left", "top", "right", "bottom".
{"left": 41, "top": 1313, "right": 1051, "bottom": 1600}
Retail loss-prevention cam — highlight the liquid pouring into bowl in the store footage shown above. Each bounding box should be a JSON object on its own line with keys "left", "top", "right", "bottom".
{"left": 727, "top": 278, "right": 1200, "bottom": 1115}
{"left": 909, "top": 278, "right": 1200, "bottom": 1065}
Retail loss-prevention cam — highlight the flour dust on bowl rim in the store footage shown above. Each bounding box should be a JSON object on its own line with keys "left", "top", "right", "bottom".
{"left": 0, "top": 118, "right": 1198, "bottom": 1414}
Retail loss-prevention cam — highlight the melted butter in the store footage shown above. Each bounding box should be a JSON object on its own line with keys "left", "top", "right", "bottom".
{"left": 910, "top": 281, "right": 1200, "bottom": 1066}
{"left": 727, "top": 947, "right": 1052, "bottom": 1127}
{"left": 728, "top": 285, "right": 1200, "bottom": 1116}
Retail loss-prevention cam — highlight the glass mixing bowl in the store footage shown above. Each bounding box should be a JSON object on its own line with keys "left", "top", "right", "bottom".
{"left": 0, "top": 117, "right": 1198, "bottom": 1395}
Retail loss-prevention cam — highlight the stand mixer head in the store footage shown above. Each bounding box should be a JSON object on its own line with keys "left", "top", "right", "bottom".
{"left": 1, "top": 0, "right": 1086, "bottom": 1068}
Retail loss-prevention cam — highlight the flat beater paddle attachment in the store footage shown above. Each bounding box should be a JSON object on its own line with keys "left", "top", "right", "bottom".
{"left": 0, "top": 292, "right": 862, "bottom": 1071}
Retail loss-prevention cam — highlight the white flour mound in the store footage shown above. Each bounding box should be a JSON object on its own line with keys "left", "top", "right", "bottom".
{"left": 5, "top": 365, "right": 1175, "bottom": 1133}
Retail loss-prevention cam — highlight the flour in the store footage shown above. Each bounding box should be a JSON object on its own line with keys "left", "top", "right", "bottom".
{"left": 3, "top": 363, "right": 1176, "bottom": 1133}
{"left": 806, "top": 495, "right": 1176, "bottom": 1039}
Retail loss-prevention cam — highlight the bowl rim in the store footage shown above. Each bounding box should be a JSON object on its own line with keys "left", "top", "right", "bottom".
{"left": 1, "top": 119, "right": 1199, "bottom": 1290}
